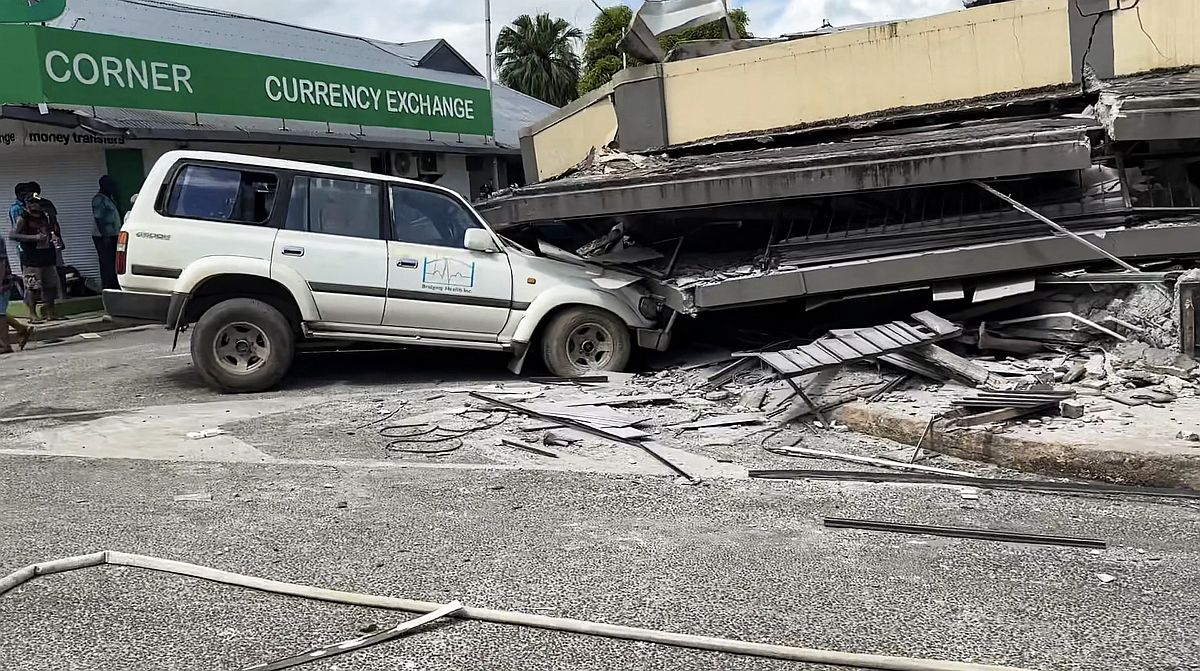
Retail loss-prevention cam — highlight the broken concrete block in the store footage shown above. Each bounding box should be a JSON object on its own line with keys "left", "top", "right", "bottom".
{"left": 1123, "top": 370, "right": 1165, "bottom": 386}
{"left": 1060, "top": 399, "right": 1087, "bottom": 419}
{"left": 1078, "top": 379, "right": 1111, "bottom": 390}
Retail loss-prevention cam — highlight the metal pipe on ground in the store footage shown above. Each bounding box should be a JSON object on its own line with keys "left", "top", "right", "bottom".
{"left": 751, "top": 470, "right": 1200, "bottom": 500}
{"left": 0, "top": 552, "right": 1032, "bottom": 671}
{"left": 824, "top": 518, "right": 1106, "bottom": 549}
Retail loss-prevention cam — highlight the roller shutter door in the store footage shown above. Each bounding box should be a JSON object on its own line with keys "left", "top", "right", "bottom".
{"left": 0, "top": 147, "right": 107, "bottom": 282}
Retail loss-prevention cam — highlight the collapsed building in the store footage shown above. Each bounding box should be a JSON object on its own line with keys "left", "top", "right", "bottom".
{"left": 478, "top": 0, "right": 1200, "bottom": 350}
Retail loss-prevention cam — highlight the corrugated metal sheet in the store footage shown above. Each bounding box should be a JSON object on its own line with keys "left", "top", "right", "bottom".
{"left": 72, "top": 106, "right": 517, "bottom": 154}
{"left": 0, "top": 149, "right": 108, "bottom": 282}
{"left": 48, "top": 0, "right": 556, "bottom": 147}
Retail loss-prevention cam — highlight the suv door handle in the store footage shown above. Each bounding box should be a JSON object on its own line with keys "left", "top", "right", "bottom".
{"left": 397, "top": 259, "right": 419, "bottom": 269}
{"left": 282, "top": 246, "right": 305, "bottom": 257}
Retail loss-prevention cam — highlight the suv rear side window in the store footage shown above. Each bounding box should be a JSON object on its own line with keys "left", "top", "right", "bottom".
{"left": 391, "top": 186, "right": 482, "bottom": 248}
{"left": 286, "top": 176, "right": 382, "bottom": 240}
{"left": 164, "top": 165, "right": 278, "bottom": 225}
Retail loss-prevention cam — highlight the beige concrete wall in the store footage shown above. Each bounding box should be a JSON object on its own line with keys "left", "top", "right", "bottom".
{"left": 1112, "top": 0, "right": 1200, "bottom": 75}
{"left": 661, "top": 0, "right": 1074, "bottom": 145}
{"left": 528, "top": 91, "right": 618, "bottom": 181}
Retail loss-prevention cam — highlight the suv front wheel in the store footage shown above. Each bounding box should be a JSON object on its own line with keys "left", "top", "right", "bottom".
{"left": 541, "top": 307, "right": 632, "bottom": 377}
{"left": 191, "top": 298, "right": 296, "bottom": 393}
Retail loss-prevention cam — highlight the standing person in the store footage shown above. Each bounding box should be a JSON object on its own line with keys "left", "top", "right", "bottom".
{"left": 9, "top": 194, "right": 61, "bottom": 323}
{"left": 25, "top": 182, "right": 68, "bottom": 297}
{"left": 0, "top": 237, "right": 33, "bottom": 354}
{"left": 92, "top": 175, "right": 122, "bottom": 290}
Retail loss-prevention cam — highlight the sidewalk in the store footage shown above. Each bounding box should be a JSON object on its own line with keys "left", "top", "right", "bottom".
{"left": 834, "top": 387, "right": 1200, "bottom": 489}
{"left": 7, "top": 296, "right": 149, "bottom": 342}
{"left": 16, "top": 311, "right": 149, "bottom": 342}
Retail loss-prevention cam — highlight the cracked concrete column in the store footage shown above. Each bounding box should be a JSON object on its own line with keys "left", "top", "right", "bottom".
{"left": 1068, "top": 0, "right": 1117, "bottom": 83}
{"left": 612, "top": 63, "right": 670, "bottom": 152}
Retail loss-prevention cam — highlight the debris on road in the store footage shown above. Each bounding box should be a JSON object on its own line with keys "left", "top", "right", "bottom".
{"left": 185, "top": 429, "right": 226, "bottom": 440}
{"left": 471, "top": 392, "right": 699, "bottom": 483}
{"left": 239, "top": 600, "right": 464, "bottom": 671}
{"left": 172, "top": 493, "right": 212, "bottom": 503}
{"left": 1096, "top": 573, "right": 1118, "bottom": 584}
{"left": 750, "top": 471, "right": 1200, "bottom": 500}
{"left": 823, "top": 517, "right": 1107, "bottom": 549}
{"left": 500, "top": 438, "right": 560, "bottom": 459}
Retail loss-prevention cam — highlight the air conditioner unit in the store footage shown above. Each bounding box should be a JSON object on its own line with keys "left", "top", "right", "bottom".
{"left": 417, "top": 152, "right": 445, "bottom": 178}
{"left": 390, "top": 151, "right": 419, "bottom": 179}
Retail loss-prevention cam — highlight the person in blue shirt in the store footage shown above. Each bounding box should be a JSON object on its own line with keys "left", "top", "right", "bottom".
{"left": 92, "top": 176, "right": 123, "bottom": 290}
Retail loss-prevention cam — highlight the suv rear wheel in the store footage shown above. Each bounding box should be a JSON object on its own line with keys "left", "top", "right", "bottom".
{"left": 191, "top": 298, "right": 295, "bottom": 393}
{"left": 541, "top": 307, "right": 632, "bottom": 377}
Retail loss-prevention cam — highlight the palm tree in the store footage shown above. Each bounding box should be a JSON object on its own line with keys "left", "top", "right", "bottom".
{"left": 497, "top": 13, "right": 583, "bottom": 108}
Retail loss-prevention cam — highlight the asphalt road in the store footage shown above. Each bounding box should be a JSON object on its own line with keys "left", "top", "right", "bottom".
{"left": 1, "top": 328, "right": 1198, "bottom": 671}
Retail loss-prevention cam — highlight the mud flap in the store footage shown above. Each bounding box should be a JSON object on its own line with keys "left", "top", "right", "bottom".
{"left": 508, "top": 342, "right": 530, "bottom": 375}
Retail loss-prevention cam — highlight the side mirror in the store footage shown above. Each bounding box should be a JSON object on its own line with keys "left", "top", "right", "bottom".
{"left": 464, "top": 228, "right": 498, "bottom": 253}
{"left": 129, "top": 193, "right": 138, "bottom": 206}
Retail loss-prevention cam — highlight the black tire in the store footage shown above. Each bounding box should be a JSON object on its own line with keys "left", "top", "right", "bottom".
{"left": 191, "top": 298, "right": 295, "bottom": 393}
{"left": 541, "top": 307, "right": 632, "bottom": 377}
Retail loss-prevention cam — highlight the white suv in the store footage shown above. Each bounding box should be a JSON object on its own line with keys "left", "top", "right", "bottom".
{"left": 104, "top": 151, "right": 669, "bottom": 393}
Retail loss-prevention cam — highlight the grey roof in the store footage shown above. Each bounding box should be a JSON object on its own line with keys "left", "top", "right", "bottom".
{"left": 48, "top": 0, "right": 556, "bottom": 148}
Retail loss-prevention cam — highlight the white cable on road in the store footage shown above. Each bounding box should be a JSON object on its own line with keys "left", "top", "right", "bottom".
{"left": 0, "top": 552, "right": 1033, "bottom": 671}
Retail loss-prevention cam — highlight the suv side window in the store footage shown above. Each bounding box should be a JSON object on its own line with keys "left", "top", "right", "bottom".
{"left": 286, "top": 176, "right": 382, "bottom": 240}
{"left": 163, "top": 164, "right": 278, "bottom": 225}
{"left": 390, "top": 185, "right": 482, "bottom": 248}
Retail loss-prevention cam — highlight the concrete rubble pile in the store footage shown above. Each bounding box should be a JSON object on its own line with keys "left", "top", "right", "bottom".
{"left": 344, "top": 265, "right": 1200, "bottom": 492}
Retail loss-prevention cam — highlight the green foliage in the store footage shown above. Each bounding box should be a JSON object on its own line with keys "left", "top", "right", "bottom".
{"left": 660, "top": 8, "right": 752, "bottom": 52}
{"left": 578, "top": 5, "right": 752, "bottom": 95}
{"left": 497, "top": 13, "right": 584, "bottom": 107}
{"left": 580, "top": 6, "right": 640, "bottom": 95}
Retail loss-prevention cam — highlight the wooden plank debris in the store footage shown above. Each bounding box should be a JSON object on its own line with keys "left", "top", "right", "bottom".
{"left": 949, "top": 405, "right": 1057, "bottom": 427}
{"left": 879, "top": 353, "right": 949, "bottom": 382}
{"left": 908, "top": 345, "right": 992, "bottom": 386}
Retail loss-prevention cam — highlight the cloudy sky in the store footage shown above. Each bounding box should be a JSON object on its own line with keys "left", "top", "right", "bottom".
{"left": 185, "top": 0, "right": 964, "bottom": 75}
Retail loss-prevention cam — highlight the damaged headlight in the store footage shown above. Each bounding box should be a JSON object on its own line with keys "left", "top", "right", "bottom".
{"left": 638, "top": 296, "right": 663, "bottom": 320}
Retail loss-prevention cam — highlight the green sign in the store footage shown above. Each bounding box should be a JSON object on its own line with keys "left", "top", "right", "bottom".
{"left": 0, "top": 0, "right": 66, "bottom": 23}
{"left": 0, "top": 24, "right": 494, "bottom": 136}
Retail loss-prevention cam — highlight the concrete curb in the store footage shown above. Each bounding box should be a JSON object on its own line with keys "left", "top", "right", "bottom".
{"left": 24, "top": 315, "right": 151, "bottom": 342}
{"left": 833, "top": 402, "right": 1200, "bottom": 490}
